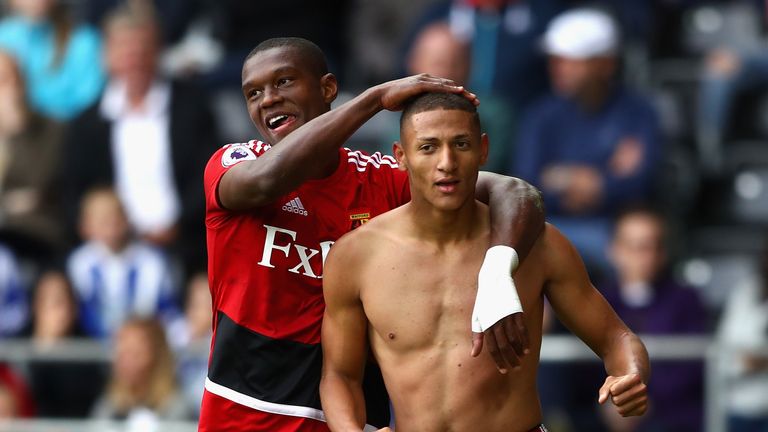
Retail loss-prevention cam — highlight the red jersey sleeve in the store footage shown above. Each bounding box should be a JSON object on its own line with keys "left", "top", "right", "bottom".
{"left": 392, "top": 165, "right": 410, "bottom": 206}
{"left": 204, "top": 140, "right": 271, "bottom": 222}
{"left": 342, "top": 148, "right": 410, "bottom": 207}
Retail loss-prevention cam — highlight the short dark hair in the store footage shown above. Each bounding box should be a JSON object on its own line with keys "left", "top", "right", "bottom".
{"left": 103, "top": 0, "right": 161, "bottom": 39}
{"left": 244, "top": 37, "right": 328, "bottom": 78}
{"left": 400, "top": 92, "right": 480, "bottom": 132}
{"left": 614, "top": 204, "right": 664, "bottom": 226}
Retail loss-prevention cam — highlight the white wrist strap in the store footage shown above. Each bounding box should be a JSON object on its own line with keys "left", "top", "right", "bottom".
{"left": 471, "top": 246, "right": 522, "bottom": 332}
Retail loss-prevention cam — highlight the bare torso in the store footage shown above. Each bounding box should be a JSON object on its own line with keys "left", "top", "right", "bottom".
{"left": 355, "top": 203, "right": 549, "bottom": 432}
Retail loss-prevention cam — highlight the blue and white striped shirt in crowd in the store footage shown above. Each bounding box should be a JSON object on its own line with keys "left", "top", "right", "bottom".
{"left": 67, "top": 241, "right": 180, "bottom": 339}
{"left": 0, "top": 243, "right": 26, "bottom": 337}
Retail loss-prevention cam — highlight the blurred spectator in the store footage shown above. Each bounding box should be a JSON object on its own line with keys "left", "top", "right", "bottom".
{"left": 345, "top": 0, "right": 436, "bottom": 88}
{"left": 373, "top": 21, "right": 516, "bottom": 172}
{"left": 401, "top": 0, "right": 563, "bottom": 112}
{"left": 67, "top": 187, "right": 180, "bottom": 339}
{"left": 0, "top": 49, "right": 65, "bottom": 254}
{"left": 692, "top": 0, "right": 768, "bottom": 174}
{"left": 600, "top": 207, "right": 706, "bottom": 432}
{"left": 79, "top": 0, "right": 199, "bottom": 47}
{"left": 81, "top": 0, "right": 219, "bottom": 81}
{"left": 24, "top": 269, "right": 83, "bottom": 345}
{"left": 22, "top": 269, "right": 105, "bottom": 417}
{"left": 92, "top": 317, "right": 190, "bottom": 424}
{"left": 171, "top": 272, "right": 211, "bottom": 349}
{"left": 413, "top": 21, "right": 516, "bottom": 172}
{"left": 0, "top": 0, "right": 105, "bottom": 120}
{"left": 0, "top": 242, "right": 26, "bottom": 337}
{"left": 716, "top": 237, "right": 768, "bottom": 431}
{"left": 578, "top": 0, "right": 696, "bottom": 59}
{"left": 62, "top": 1, "right": 218, "bottom": 273}
{"left": 511, "top": 8, "right": 662, "bottom": 273}
{"left": 171, "top": 271, "right": 211, "bottom": 418}
{"left": 697, "top": 46, "right": 768, "bottom": 173}
{"left": 0, "top": 363, "right": 34, "bottom": 418}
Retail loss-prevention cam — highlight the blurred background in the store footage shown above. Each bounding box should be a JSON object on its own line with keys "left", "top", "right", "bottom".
{"left": 0, "top": 0, "right": 766, "bottom": 431}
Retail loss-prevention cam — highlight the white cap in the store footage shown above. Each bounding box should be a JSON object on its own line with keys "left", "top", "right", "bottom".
{"left": 542, "top": 9, "right": 618, "bottom": 59}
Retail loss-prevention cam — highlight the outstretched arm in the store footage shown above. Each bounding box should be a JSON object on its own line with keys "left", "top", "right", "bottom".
{"left": 543, "top": 224, "right": 650, "bottom": 417}
{"left": 220, "top": 74, "right": 478, "bottom": 210}
{"left": 471, "top": 173, "right": 545, "bottom": 372}
{"left": 320, "top": 241, "right": 371, "bottom": 432}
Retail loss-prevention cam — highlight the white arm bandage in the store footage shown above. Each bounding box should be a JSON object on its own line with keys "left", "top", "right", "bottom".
{"left": 471, "top": 246, "right": 522, "bottom": 333}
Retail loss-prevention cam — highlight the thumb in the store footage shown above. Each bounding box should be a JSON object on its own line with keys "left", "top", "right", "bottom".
{"left": 470, "top": 331, "right": 483, "bottom": 357}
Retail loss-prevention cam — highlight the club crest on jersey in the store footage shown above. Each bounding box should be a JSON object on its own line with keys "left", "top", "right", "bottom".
{"left": 349, "top": 211, "right": 371, "bottom": 230}
{"left": 221, "top": 144, "right": 257, "bottom": 167}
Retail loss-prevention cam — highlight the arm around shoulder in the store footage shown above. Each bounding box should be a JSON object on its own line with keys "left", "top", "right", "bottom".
{"left": 470, "top": 173, "right": 544, "bottom": 371}
{"left": 475, "top": 172, "right": 544, "bottom": 260}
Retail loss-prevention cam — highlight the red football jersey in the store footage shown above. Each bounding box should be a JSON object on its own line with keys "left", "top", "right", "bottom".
{"left": 199, "top": 140, "right": 409, "bottom": 431}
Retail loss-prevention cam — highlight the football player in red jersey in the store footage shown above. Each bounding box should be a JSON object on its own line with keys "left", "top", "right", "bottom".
{"left": 199, "top": 37, "right": 544, "bottom": 431}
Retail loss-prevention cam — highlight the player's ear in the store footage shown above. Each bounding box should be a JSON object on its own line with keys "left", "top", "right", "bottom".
{"left": 320, "top": 73, "right": 338, "bottom": 104}
{"left": 479, "top": 133, "right": 489, "bottom": 165}
{"left": 393, "top": 141, "right": 408, "bottom": 172}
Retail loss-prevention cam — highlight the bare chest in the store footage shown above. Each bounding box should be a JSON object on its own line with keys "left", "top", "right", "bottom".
{"left": 360, "top": 246, "right": 485, "bottom": 351}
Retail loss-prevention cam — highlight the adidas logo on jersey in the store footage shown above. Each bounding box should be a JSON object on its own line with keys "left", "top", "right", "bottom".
{"left": 282, "top": 197, "right": 308, "bottom": 216}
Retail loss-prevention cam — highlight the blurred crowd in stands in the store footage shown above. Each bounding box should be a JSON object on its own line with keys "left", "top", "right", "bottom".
{"left": 0, "top": 0, "right": 766, "bottom": 431}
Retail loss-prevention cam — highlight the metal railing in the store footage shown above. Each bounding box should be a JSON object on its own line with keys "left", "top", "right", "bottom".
{"left": 0, "top": 335, "right": 726, "bottom": 432}
{"left": 541, "top": 335, "right": 723, "bottom": 432}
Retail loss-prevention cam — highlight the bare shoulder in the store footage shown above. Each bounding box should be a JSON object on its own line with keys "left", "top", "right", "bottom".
{"left": 326, "top": 206, "right": 406, "bottom": 267}
{"left": 535, "top": 223, "right": 585, "bottom": 280}
{"left": 539, "top": 223, "right": 575, "bottom": 253}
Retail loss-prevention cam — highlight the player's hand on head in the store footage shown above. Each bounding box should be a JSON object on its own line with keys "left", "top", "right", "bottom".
{"left": 598, "top": 373, "right": 648, "bottom": 417}
{"left": 376, "top": 73, "right": 479, "bottom": 111}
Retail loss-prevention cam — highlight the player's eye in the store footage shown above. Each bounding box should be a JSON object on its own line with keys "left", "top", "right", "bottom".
{"left": 276, "top": 77, "right": 293, "bottom": 87}
{"left": 247, "top": 89, "right": 262, "bottom": 99}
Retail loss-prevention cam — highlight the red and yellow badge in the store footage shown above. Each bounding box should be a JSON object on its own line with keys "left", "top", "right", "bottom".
{"left": 349, "top": 211, "right": 371, "bottom": 230}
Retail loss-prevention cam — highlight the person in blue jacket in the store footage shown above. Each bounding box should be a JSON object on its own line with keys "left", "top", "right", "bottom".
{"left": 511, "top": 8, "right": 662, "bottom": 274}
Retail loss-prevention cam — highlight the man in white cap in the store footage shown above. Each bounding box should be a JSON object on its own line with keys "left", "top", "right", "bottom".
{"left": 509, "top": 8, "right": 662, "bottom": 276}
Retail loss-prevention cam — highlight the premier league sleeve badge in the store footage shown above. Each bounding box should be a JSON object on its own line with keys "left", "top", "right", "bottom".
{"left": 221, "top": 144, "right": 258, "bottom": 168}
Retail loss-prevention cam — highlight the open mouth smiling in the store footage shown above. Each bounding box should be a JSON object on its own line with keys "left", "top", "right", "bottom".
{"left": 266, "top": 113, "right": 297, "bottom": 130}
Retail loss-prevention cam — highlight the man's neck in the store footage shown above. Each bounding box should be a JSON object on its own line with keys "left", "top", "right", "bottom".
{"left": 405, "top": 197, "right": 487, "bottom": 247}
{"left": 573, "top": 82, "right": 613, "bottom": 113}
{"left": 126, "top": 81, "right": 153, "bottom": 110}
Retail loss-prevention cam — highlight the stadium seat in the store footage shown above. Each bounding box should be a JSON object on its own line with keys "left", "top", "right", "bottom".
{"left": 677, "top": 226, "right": 763, "bottom": 311}
{"left": 722, "top": 142, "right": 768, "bottom": 224}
